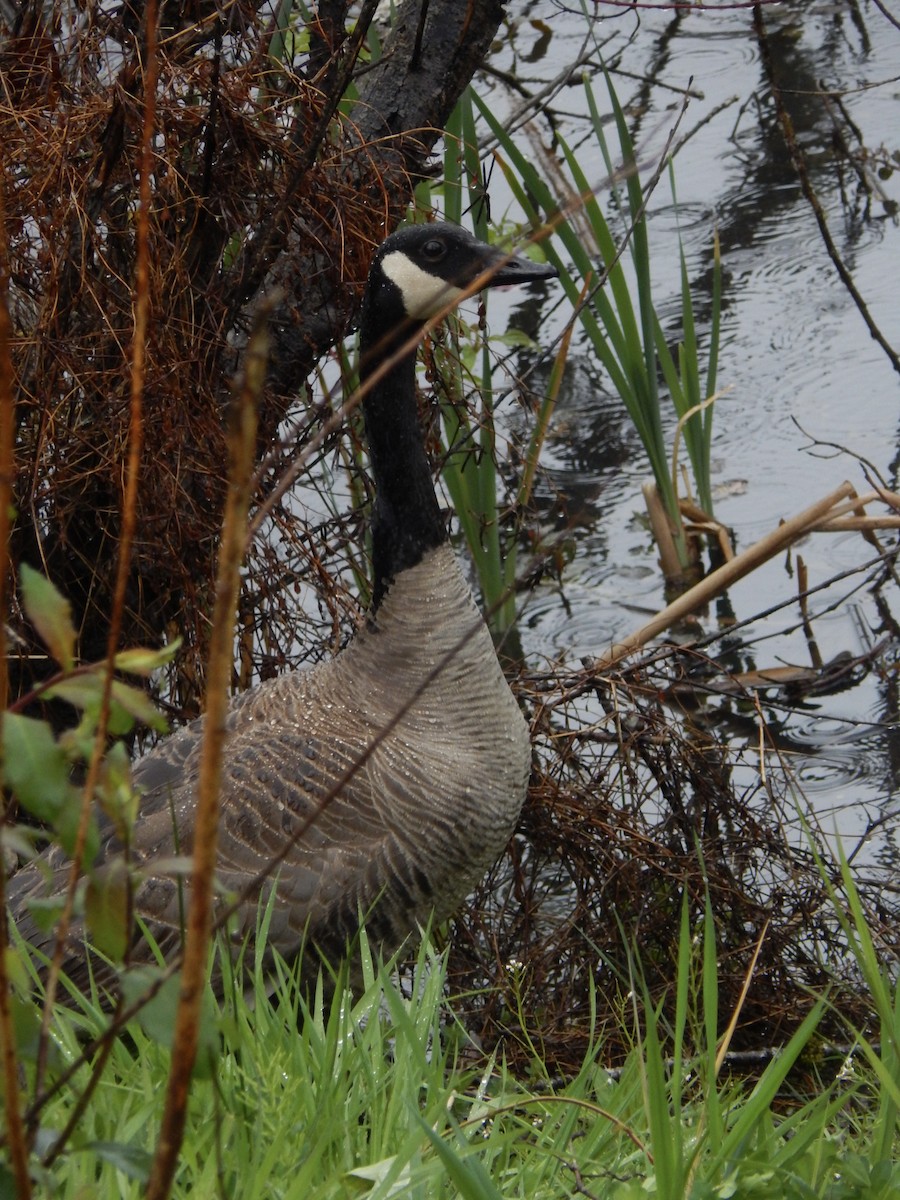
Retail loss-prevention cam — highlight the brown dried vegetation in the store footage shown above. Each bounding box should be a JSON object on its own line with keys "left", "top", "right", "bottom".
{"left": 452, "top": 634, "right": 900, "bottom": 1074}
{"left": 3, "top": 3, "right": 423, "bottom": 720}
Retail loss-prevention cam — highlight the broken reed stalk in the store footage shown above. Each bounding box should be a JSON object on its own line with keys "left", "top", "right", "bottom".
{"left": 643, "top": 480, "right": 686, "bottom": 582}
{"left": 814, "top": 516, "right": 900, "bottom": 531}
{"left": 595, "top": 480, "right": 858, "bottom": 670}
{"left": 810, "top": 487, "right": 900, "bottom": 532}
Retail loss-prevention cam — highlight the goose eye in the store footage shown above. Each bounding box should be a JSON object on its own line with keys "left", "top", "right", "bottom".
{"left": 421, "top": 238, "right": 446, "bottom": 261}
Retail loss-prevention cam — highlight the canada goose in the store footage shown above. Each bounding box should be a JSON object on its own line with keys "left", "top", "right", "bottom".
{"left": 9, "top": 223, "right": 558, "bottom": 994}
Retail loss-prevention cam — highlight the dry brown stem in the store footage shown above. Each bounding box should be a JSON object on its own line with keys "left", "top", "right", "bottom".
{"left": 606, "top": 481, "right": 861, "bottom": 669}
{"left": 146, "top": 284, "right": 268, "bottom": 1200}
{"left": 0, "top": 148, "right": 32, "bottom": 1200}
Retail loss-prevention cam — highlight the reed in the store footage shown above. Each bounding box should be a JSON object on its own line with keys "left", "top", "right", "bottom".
{"left": 474, "top": 69, "right": 723, "bottom": 581}
{"left": 428, "top": 91, "right": 566, "bottom": 635}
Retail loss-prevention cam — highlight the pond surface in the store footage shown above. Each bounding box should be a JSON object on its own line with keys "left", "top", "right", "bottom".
{"left": 484, "top": 2, "right": 900, "bottom": 875}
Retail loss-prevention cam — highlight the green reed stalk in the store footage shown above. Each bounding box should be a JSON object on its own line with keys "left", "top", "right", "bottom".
{"left": 437, "top": 95, "right": 522, "bottom": 632}
{"left": 474, "top": 69, "right": 723, "bottom": 577}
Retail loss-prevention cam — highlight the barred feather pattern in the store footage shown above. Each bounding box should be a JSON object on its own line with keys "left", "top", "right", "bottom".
{"left": 9, "top": 543, "right": 531, "bottom": 991}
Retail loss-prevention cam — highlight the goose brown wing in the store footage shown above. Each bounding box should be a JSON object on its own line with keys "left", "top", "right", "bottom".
{"left": 127, "top": 716, "right": 404, "bottom": 974}
{"left": 8, "top": 685, "right": 404, "bottom": 993}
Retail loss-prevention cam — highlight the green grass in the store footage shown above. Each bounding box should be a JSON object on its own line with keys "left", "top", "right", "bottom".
{"left": 12, "top": 889, "right": 898, "bottom": 1199}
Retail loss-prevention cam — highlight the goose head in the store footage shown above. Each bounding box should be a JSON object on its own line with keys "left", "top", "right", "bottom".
{"left": 360, "top": 223, "right": 558, "bottom": 347}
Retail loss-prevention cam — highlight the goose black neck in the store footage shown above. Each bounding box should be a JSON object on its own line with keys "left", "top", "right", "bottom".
{"left": 359, "top": 305, "right": 446, "bottom": 611}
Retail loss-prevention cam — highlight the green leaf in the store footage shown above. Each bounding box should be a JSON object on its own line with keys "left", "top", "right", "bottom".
{"left": 490, "top": 327, "right": 537, "bottom": 349}
{"left": 97, "top": 742, "right": 139, "bottom": 843}
{"left": 348, "top": 1158, "right": 413, "bottom": 1197}
{"left": 44, "top": 672, "right": 104, "bottom": 712}
{"left": 3, "top": 945, "right": 30, "bottom": 994}
{"left": 20, "top": 564, "right": 76, "bottom": 670}
{"left": 10, "top": 990, "right": 47, "bottom": 1062}
{"left": 54, "top": 800, "right": 99, "bottom": 862}
{"left": 120, "top": 963, "right": 220, "bottom": 1077}
{"left": 0, "top": 822, "right": 46, "bottom": 864}
{"left": 110, "top": 679, "right": 168, "bottom": 733}
{"left": 113, "top": 638, "right": 181, "bottom": 677}
{"left": 415, "top": 1111, "right": 503, "bottom": 1200}
{"left": 8, "top": 989, "right": 63, "bottom": 1071}
{"left": 1, "top": 712, "right": 75, "bottom": 822}
{"left": 45, "top": 672, "right": 167, "bottom": 734}
{"left": 121, "top": 965, "right": 182, "bottom": 1046}
{"left": 81, "top": 1141, "right": 152, "bottom": 1184}
{"left": 85, "top": 859, "right": 132, "bottom": 963}
{"left": 23, "top": 895, "right": 67, "bottom": 935}
{"left": 0, "top": 1164, "right": 16, "bottom": 1200}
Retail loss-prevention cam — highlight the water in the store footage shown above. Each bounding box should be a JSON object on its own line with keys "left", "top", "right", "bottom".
{"left": 487, "top": 2, "right": 900, "bottom": 872}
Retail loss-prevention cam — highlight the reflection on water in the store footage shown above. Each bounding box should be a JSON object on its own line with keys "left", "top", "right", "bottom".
{"left": 492, "top": 3, "right": 900, "bottom": 876}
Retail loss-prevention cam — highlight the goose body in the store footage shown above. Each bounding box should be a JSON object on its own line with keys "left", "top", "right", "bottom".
{"left": 10, "top": 224, "right": 557, "bottom": 991}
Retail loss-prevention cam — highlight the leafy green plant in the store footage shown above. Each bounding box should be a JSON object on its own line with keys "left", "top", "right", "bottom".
{"left": 1, "top": 566, "right": 177, "bottom": 871}
{"left": 0, "top": 567, "right": 180, "bottom": 1193}
{"left": 1, "top": 574, "right": 177, "bottom": 969}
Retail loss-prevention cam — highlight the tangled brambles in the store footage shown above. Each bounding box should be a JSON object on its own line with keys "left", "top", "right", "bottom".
{"left": 450, "top": 645, "right": 899, "bottom": 1073}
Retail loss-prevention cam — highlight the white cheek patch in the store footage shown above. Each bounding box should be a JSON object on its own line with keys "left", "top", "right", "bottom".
{"left": 382, "top": 251, "right": 465, "bottom": 320}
